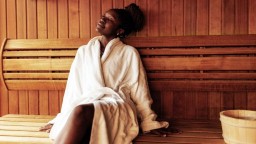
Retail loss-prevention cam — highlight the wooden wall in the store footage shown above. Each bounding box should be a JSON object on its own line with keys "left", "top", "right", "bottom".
{"left": 0, "top": 0, "right": 256, "bottom": 119}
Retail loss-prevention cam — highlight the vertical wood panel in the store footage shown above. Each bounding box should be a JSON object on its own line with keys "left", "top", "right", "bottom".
{"left": 28, "top": 91, "right": 39, "bottom": 115}
{"left": 113, "top": 0, "right": 124, "bottom": 8}
{"left": 159, "top": 0, "right": 172, "bottom": 36}
{"left": 208, "top": 92, "right": 221, "bottom": 120}
{"left": 221, "top": 92, "right": 234, "bottom": 111}
{"left": 184, "top": 0, "right": 197, "bottom": 35}
{"left": 196, "top": 92, "right": 208, "bottom": 119}
{"left": 248, "top": 0, "right": 256, "bottom": 34}
{"left": 0, "top": 0, "right": 8, "bottom": 116}
{"left": 58, "top": 0, "right": 69, "bottom": 38}
{"left": 234, "top": 0, "right": 248, "bottom": 34}
{"left": 37, "top": 0, "right": 47, "bottom": 38}
{"left": 9, "top": 91, "right": 19, "bottom": 114}
{"left": 102, "top": 0, "right": 112, "bottom": 15}
{"left": 209, "top": 0, "right": 222, "bottom": 35}
{"left": 136, "top": 0, "right": 147, "bottom": 36}
{"left": 49, "top": 91, "right": 59, "bottom": 115}
{"left": 148, "top": 0, "right": 159, "bottom": 36}
{"left": 234, "top": 92, "right": 247, "bottom": 109}
{"left": 161, "top": 91, "right": 173, "bottom": 119}
{"left": 150, "top": 91, "right": 161, "bottom": 117}
{"left": 222, "top": 0, "right": 235, "bottom": 34}
{"left": 19, "top": 91, "right": 28, "bottom": 114}
{"left": 248, "top": 92, "right": 256, "bottom": 110}
{"left": 39, "top": 91, "right": 49, "bottom": 115}
{"left": 90, "top": 0, "right": 101, "bottom": 37}
{"left": 196, "top": 0, "right": 209, "bottom": 35}
{"left": 185, "top": 92, "right": 196, "bottom": 119}
{"left": 124, "top": 0, "right": 135, "bottom": 6}
{"left": 16, "top": 0, "right": 27, "bottom": 38}
{"left": 68, "top": 0, "right": 79, "bottom": 38}
{"left": 0, "top": 0, "right": 6, "bottom": 44}
{"left": 27, "top": 0, "right": 37, "bottom": 38}
{"left": 59, "top": 90, "right": 65, "bottom": 111}
{"left": 80, "top": 0, "right": 90, "bottom": 38}
{"left": 172, "top": 0, "right": 184, "bottom": 36}
{"left": 173, "top": 92, "right": 186, "bottom": 119}
{"left": 48, "top": 0, "right": 58, "bottom": 38}
{"left": 6, "top": 0, "right": 17, "bottom": 38}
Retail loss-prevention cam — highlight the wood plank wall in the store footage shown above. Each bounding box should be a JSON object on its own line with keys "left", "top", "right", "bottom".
{"left": 0, "top": 0, "right": 256, "bottom": 119}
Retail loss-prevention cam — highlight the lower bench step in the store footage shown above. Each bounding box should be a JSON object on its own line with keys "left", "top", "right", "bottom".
{"left": 0, "top": 114, "right": 225, "bottom": 144}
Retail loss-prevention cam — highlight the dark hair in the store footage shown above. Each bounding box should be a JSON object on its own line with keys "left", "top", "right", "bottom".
{"left": 111, "top": 3, "right": 145, "bottom": 38}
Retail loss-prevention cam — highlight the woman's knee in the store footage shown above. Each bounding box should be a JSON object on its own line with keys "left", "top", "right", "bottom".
{"left": 72, "top": 104, "right": 95, "bottom": 119}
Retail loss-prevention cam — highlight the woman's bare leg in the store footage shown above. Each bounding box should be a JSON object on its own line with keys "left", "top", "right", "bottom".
{"left": 55, "top": 104, "right": 94, "bottom": 144}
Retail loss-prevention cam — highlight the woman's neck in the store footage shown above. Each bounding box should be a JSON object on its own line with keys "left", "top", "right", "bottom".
{"left": 99, "top": 36, "right": 115, "bottom": 56}
{"left": 100, "top": 36, "right": 116, "bottom": 48}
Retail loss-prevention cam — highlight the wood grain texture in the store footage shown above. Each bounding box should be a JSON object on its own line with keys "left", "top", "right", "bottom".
{"left": 0, "top": 114, "right": 225, "bottom": 144}
{"left": 1, "top": 36, "right": 256, "bottom": 119}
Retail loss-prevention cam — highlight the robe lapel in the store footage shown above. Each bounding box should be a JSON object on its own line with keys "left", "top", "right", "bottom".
{"left": 101, "top": 38, "right": 121, "bottom": 63}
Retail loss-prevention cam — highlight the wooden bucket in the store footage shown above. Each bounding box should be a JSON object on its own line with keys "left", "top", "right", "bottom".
{"left": 220, "top": 110, "right": 256, "bottom": 144}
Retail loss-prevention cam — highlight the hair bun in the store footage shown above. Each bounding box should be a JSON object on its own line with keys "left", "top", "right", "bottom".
{"left": 125, "top": 3, "right": 145, "bottom": 32}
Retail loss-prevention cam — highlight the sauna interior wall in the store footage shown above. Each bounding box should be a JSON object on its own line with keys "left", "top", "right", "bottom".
{"left": 0, "top": 0, "right": 256, "bottom": 119}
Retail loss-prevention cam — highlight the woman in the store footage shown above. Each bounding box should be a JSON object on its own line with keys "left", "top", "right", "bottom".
{"left": 40, "top": 3, "right": 169, "bottom": 144}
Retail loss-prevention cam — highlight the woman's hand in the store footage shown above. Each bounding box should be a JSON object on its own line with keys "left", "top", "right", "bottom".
{"left": 39, "top": 123, "right": 53, "bottom": 133}
{"left": 145, "top": 127, "right": 182, "bottom": 137}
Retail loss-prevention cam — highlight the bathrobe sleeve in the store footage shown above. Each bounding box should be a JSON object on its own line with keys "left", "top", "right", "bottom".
{"left": 48, "top": 46, "right": 85, "bottom": 124}
{"left": 127, "top": 47, "right": 169, "bottom": 132}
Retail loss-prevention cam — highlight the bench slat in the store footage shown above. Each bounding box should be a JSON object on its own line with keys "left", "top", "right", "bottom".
{"left": 3, "top": 50, "right": 77, "bottom": 57}
{"left": 5, "top": 80, "right": 66, "bottom": 90}
{"left": 0, "top": 121, "right": 45, "bottom": 127}
{"left": 143, "top": 57, "right": 256, "bottom": 70}
{"left": 0, "top": 130, "right": 49, "bottom": 138}
{"left": 0, "top": 136, "right": 52, "bottom": 144}
{"left": 134, "top": 135, "right": 225, "bottom": 144}
{"left": 4, "top": 73, "right": 68, "bottom": 79}
{"left": 148, "top": 72, "right": 256, "bottom": 80}
{"left": 139, "top": 47, "right": 256, "bottom": 55}
{"left": 0, "top": 118, "right": 50, "bottom": 123}
{"left": 4, "top": 59, "right": 72, "bottom": 71}
{"left": 5, "top": 80, "right": 256, "bottom": 91}
{"left": 125, "top": 35, "right": 256, "bottom": 47}
{"left": 149, "top": 81, "right": 256, "bottom": 91}
{"left": 0, "top": 125, "right": 42, "bottom": 132}
{"left": 0, "top": 114, "right": 224, "bottom": 144}
{"left": 2, "top": 115, "right": 55, "bottom": 119}
{"left": 5, "top": 72, "right": 256, "bottom": 80}
{"left": 4, "top": 38, "right": 89, "bottom": 50}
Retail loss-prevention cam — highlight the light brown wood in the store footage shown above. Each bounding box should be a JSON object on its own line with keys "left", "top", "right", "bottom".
{"left": 1, "top": 36, "right": 256, "bottom": 120}
{"left": 0, "top": 114, "right": 224, "bottom": 144}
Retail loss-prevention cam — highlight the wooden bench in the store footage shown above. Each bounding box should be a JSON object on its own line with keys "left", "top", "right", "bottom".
{"left": 1, "top": 35, "right": 256, "bottom": 143}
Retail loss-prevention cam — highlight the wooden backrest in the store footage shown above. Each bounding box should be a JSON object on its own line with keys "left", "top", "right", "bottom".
{"left": 1, "top": 35, "right": 256, "bottom": 92}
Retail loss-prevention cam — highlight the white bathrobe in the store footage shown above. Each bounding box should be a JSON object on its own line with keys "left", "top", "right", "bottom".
{"left": 49, "top": 36, "right": 169, "bottom": 144}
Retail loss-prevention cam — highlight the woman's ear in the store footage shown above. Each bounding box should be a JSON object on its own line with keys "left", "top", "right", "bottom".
{"left": 117, "top": 28, "right": 125, "bottom": 36}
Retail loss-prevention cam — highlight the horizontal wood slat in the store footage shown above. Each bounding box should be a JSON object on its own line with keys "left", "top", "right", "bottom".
{"left": 124, "top": 35, "right": 256, "bottom": 47}
{"left": 148, "top": 72, "right": 256, "bottom": 80}
{"left": 4, "top": 38, "right": 90, "bottom": 50}
{"left": 1, "top": 35, "right": 256, "bottom": 92}
{"left": 138, "top": 47, "right": 256, "bottom": 55}
{"left": 143, "top": 57, "right": 256, "bottom": 70}
{"left": 149, "top": 81, "right": 256, "bottom": 91}
{"left": 5, "top": 80, "right": 66, "bottom": 90}
{"left": 3, "top": 59, "right": 73, "bottom": 71}
{"left": 4, "top": 35, "right": 256, "bottom": 50}
{"left": 4, "top": 73, "right": 68, "bottom": 79}
{"left": 0, "top": 114, "right": 224, "bottom": 144}
{"left": 5, "top": 80, "right": 256, "bottom": 91}
{"left": 3, "top": 50, "right": 77, "bottom": 57}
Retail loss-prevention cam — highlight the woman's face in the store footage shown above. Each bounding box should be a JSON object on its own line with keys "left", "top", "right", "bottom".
{"left": 96, "top": 10, "right": 121, "bottom": 38}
